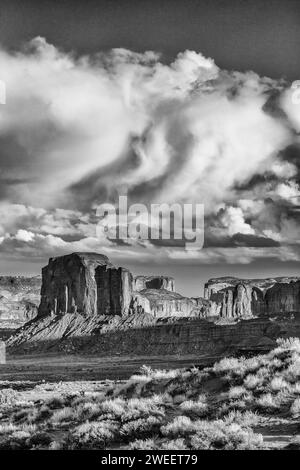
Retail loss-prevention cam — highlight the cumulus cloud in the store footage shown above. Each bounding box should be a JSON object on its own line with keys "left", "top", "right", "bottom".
{"left": 0, "top": 38, "right": 299, "bottom": 265}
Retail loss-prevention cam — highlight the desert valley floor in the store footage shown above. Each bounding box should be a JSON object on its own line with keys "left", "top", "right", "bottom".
{"left": 1, "top": 339, "right": 300, "bottom": 450}
{"left": 0, "top": 353, "right": 220, "bottom": 382}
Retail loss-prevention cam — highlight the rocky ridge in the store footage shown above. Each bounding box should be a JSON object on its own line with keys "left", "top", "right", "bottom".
{"left": 3, "top": 253, "right": 300, "bottom": 353}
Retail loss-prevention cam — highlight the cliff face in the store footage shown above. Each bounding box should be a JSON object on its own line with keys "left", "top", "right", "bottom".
{"left": 133, "top": 276, "right": 175, "bottom": 292}
{"left": 0, "top": 276, "right": 41, "bottom": 329}
{"left": 130, "top": 289, "right": 201, "bottom": 318}
{"left": 265, "top": 281, "right": 300, "bottom": 315}
{"left": 221, "top": 284, "right": 264, "bottom": 318}
{"left": 95, "top": 266, "right": 133, "bottom": 316}
{"left": 205, "top": 276, "right": 300, "bottom": 299}
{"left": 206, "top": 277, "right": 300, "bottom": 318}
{"left": 0, "top": 340, "right": 5, "bottom": 364}
{"left": 38, "top": 253, "right": 211, "bottom": 321}
{"left": 38, "top": 253, "right": 113, "bottom": 317}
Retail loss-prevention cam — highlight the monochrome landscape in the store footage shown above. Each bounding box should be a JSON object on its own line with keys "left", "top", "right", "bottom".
{"left": 0, "top": 0, "right": 299, "bottom": 452}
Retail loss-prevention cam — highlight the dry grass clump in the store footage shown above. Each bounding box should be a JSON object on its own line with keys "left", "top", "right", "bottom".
{"left": 179, "top": 395, "right": 208, "bottom": 417}
{"left": 0, "top": 388, "right": 17, "bottom": 407}
{"left": 69, "top": 420, "right": 119, "bottom": 449}
{"left": 290, "top": 398, "right": 300, "bottom": 416}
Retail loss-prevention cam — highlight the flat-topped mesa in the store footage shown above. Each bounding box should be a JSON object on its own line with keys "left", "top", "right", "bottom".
{"left": 221, "top": 283, "right": 264, "bottom": 319}
{"left": 205, "top": 276, "right": 300, "bottom": 299}
{"left": 133, "top": 275, "right": 175, "bottom": 292}
{"left": 206, "top": 276, "right": 300, "bottom": 318}
{"left": 38, "top": 252, "right": 114, "bottom": 317}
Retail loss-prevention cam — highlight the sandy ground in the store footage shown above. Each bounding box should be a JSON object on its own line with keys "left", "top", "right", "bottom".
{"left": 0, "top": 353, "right": 220, "bottom": 382}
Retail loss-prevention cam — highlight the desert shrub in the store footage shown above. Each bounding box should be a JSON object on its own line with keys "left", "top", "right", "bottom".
{"left": 0, "top": 388, "right": 17, "bottom": 406}
{"left": 173, "top": 394, "right": 187, "bottom": 405}
{"left": 0, "top": 423, "right": 38, "bottom": 450}
{"left": 179, "top": 396, "right": 208, "bottom": 417}
{"left": 256, "top": 366, "right": 270, "bottom": 379}
{"left": 286, "top": 359, "right": 300, "bottom": 382}
{"left": 222, "top": 410, "right": 260, "bottom": 427}
{"left": 290, "top": 398, "right": 300, "bottom": 416}
{"left": 100, "top": 398, "right": 126, "bottom": 418}
{"left": 0, "top": 431, "right": 31, "bottom": 450}
{"left": 0, "top": 423, "right": 19, "bottom": 436}
{"left": 75, "top": 402, "right": 102, "bottom": 421}
{"left": 114, "top": 376, "right": 152, "bottom": 398}
{"left": 51, "top": 407, "right": 75, "bottom": 424}
{"left": 257, "top": 393, "right": 279, "bottom": 411}
{"left": 120, "top": 396, "right": 166, "bottom": 423}
{"left": 25, "top": 408, "right": 41, "bottom": 424}
{"left": 45, "top": 395, "right": 66, "bottom": 409}
{"left": 128, "top": 438, "right": 157, "bottom": 450}
{"left": 269, "top": 377, "right": 291, "bottom": 392}
{"left": 161, "top": 416, "right": 196, "bottom": 437}
{"left": 28, "top": 431, "right": 52, "bottom": 448}
{"left": 190, "top": 422, "right": 263, "bottom": 450}
{"left": 268, "top": 358, "right": 283, "bottom": 370}
{"left": 139, "top": 365, "right": 153, "bottom": 376}
{"left": 213, "top": 357, "right": 242, "bottom": 374}
{"left": 49, "top": 440, "right": 63, "bottom": 450}
{"left": 69, "top": 420, "right": 119, "bottom": 449}
{"left": 160, "top": 438, "right": 188, "bottom": 450}
{"left": 276, "top": 337, "right": 300, "bottom": 353}
{"left": 120, "top": 416, "right": 163, "bottom": 440}
{"left": 244, "top": 374, "right": 263, "bottom": 390}
{"left": 228, "top": 386, "right": 248, "bottom": 399}
{"left": 29, "top": 405, "right": 52, "bottom": 423}
{"left": 12, "top": 409, "right": 32, "bottom": 423}
{"left": 292, "top": 382, "right": 300, "bottom": 394}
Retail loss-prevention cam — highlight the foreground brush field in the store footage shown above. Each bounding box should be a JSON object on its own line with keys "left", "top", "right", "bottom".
{"left": 0, "top": 338, "right": 300, "bottom": 450}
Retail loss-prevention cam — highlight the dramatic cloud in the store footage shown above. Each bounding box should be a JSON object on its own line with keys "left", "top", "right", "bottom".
{"left": 0, "top": 38, "right": 299, "bottom": 265}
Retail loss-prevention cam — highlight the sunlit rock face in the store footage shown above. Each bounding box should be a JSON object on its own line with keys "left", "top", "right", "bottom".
{"left": 206, "top": 276, "right": 300, "bottom": 318}
{"left": 221, "top": 284, "right": 265, "bottom": 319}
{"left": 0, "top": 340, "right": 5, "bottom": 364}
{"left": 265, "top": 281, "right": 300, "bottom": 315}
{"left": 205, "top": 276, "right": 300, "bottom": 299}
{"left": 38, "top": 252, "right": 113, "bottom": 317}
{"left": 133, "top": 276, "right": 175, "bottom": 293}
{"left": 129, "top": 289, "right": 217, "bottom": 318}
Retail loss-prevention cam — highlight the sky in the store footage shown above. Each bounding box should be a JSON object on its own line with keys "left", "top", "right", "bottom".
{"left": 0, "top": 0, "right": 299, "bottom": 296}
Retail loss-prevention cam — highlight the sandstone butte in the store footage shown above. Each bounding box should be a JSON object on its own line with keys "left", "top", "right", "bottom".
{"left": 3, "top": 252, "right": 300, "bottom": 355}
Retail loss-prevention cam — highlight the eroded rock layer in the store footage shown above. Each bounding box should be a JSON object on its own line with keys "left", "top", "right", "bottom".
{"left": 205, "top": 276, "right": 300, "bottom": 298}
{"left": 38, "top": 253, "right": 113, "bottom": 317}
{"left": 265, "top": 281, "right": 300, "bottom": 315}
{"left": 221, "top": 284, "right": 264, "bottom": 318}
{"left": 206, "top": 277, "right": 300, "bottom": 318}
